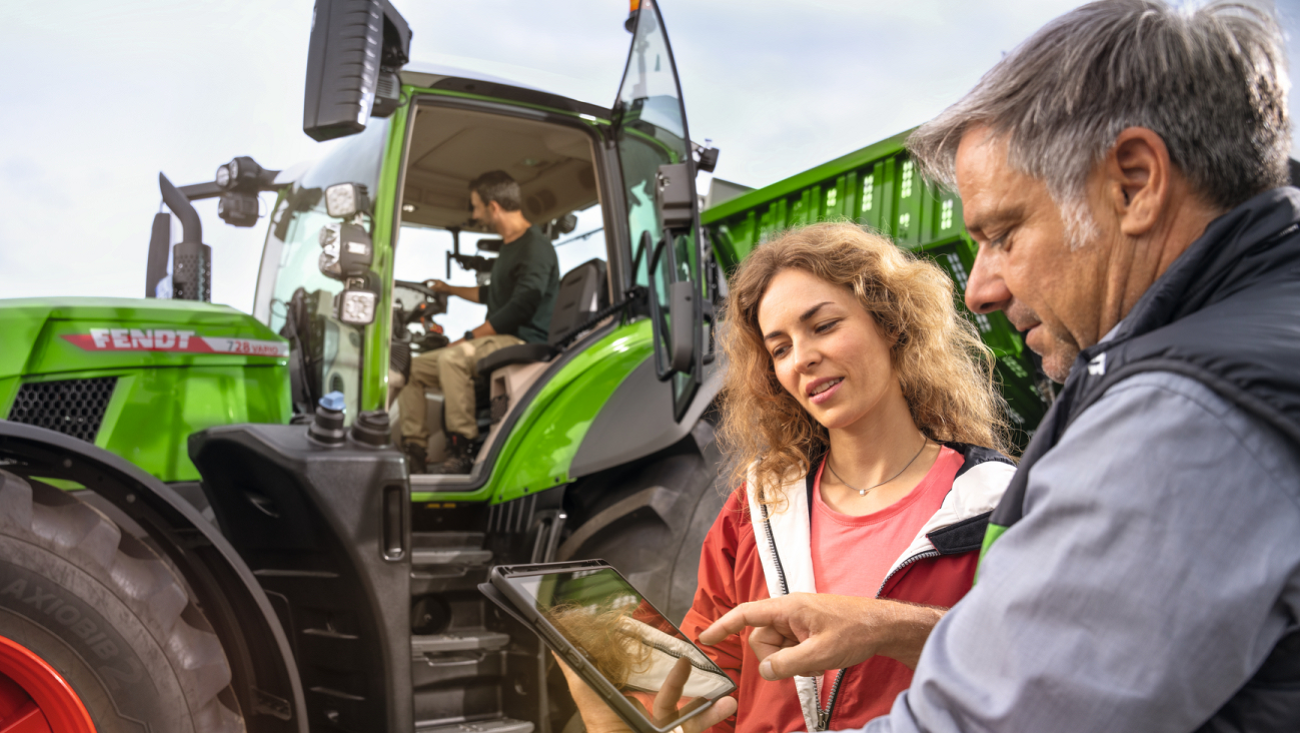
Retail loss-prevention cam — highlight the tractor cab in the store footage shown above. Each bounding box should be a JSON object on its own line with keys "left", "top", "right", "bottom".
{"left": 232, "top": 0, "right": 722, "bottom": 494}
{"left": 0, "top": 4, "right": 731, "bottom": 733}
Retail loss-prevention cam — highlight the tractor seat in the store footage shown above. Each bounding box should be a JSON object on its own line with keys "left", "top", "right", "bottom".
{"left": 476, "top": 258, "right": 608, "bottom": 375}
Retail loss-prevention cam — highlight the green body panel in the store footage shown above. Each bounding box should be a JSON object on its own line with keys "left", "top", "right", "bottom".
{"left": 0, "top": 297, "right": 291, "bottom": 481}
{"left": 701, "top": 130, "right": 1050, "bottom": 440}
{"left": 411, "top": 319, "right": 655, "bottom": 504}
{"left": 974, "top": 522, "right": 1010, "bottom": 583}
{"left": 359, "top": 100, "right": 409, "bottom": 413}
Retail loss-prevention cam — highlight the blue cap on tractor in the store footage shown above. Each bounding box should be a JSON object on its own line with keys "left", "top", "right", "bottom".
{"left": 319, "top": 391, "right": 346, "bottom": 412}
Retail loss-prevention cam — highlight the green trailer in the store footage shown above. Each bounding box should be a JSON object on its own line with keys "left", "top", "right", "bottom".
{"left": 701, "top": 130, "right": 1052, "bottom": 442}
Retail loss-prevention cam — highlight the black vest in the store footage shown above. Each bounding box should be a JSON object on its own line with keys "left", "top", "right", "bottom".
{"left": 986, "top": 187, "right": 1300, "bottom": 732}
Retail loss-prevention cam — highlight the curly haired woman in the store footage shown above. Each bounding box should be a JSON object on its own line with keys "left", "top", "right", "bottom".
{"left": 675, "top": 221, "right": 1016, "bottom": 733}
{"left": 559, "top": 222, "right": 1016, "bottom": 733}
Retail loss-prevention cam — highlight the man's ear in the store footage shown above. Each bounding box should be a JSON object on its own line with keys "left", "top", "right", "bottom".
{"left": 1102, "top": 127, "right": 1171, "bottom": 237}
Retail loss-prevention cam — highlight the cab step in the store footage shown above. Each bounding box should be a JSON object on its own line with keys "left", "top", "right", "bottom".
{"left": 413, "top": 531, "right": 493, "bottom": 567}
{"left": 413, "top": 547, "right": 493, "bottom": 566}
{"left": 414, "top": 717, "right": 534, "bottom": 733}
{"left": 412, "top": 629, "right": 510, "bottom": 655}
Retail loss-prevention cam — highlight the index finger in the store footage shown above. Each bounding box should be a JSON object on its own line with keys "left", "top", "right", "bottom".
{"left": 653, "top": 656, "right": 693, "bottom": 723}
{"left": 697, "top": 599, "right": 786, "bottom": 646}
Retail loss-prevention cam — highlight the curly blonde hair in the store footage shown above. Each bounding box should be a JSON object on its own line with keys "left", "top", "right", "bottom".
{"left": 544, "top": 601, "right": 653, "bottom": 689}
{"left": 718, "top": 222, "right": 1011, "bottom": 505}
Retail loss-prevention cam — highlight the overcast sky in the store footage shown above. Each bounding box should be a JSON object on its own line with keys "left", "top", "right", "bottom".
{"left": 2, "top": 0, "right": 1298, "bottom": 316}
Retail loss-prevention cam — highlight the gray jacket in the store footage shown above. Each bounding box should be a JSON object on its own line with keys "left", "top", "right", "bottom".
{"left": 863, "top": 188, "right": 1300, "bottom": 731}
{"left": 863, "top": 371, "right": 1300, "bottom": 732}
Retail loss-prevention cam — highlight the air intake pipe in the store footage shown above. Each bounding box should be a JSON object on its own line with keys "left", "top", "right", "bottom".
{"left": 159, "top": 172, "right": 211, "bottom": 302}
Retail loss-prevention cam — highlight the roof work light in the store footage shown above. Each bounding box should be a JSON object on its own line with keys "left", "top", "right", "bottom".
{"left": 625, "top": 0, "right": 641, "bottom": 31}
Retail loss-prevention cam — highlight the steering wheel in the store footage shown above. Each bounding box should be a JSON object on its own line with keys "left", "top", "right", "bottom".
{"left": 394, "top": 279, "right": 439, "bottom": 298}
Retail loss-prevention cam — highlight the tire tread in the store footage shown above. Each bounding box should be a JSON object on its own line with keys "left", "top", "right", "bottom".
{"left": 0, "top": 469, "right": 244, "bottom": 733}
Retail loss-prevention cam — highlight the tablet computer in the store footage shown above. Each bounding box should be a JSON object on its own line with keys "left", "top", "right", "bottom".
{"left": 480, "top": 560, "right": 736, "bottom": 733}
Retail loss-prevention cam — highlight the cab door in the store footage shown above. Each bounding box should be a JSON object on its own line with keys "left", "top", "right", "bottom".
{"left": 611, "top": 0, "right": 707, "bottom": 422}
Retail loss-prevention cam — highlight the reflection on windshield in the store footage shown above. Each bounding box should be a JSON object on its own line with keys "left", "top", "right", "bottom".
{"left": 614, "top": 0, "right": 699, "bottom": 415}
{"left": 262, "top": 194, "right": 366, "bottom": 420}
{"left": 301, "top": 118, "right": 390, "bottom": 192}
{"left": 620, "top": 136, "right": 670, "bottom": 290}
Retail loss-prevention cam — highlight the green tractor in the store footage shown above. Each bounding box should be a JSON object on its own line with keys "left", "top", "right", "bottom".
{"left": 0, "top": 2, "right": 1049, "bottom": 732}
{"left": 0, "top": 2, "right": 734, "bottom": 731}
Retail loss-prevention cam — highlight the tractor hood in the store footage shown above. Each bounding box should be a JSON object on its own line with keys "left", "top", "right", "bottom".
{"left": 0, "top": 297, "right": 287, "bottom": 379}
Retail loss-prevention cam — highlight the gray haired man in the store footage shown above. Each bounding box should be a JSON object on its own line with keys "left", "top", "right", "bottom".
{"left": 696, "top": 1, "right": 1300, "bottom": 731}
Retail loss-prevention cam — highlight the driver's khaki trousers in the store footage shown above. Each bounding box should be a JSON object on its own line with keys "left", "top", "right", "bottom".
{"left": 398, "top": 334, "right": 523, "bottom": 444}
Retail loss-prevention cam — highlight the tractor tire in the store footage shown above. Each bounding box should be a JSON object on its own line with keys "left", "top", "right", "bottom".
{"left": 0, "top": 469, "right": 245, "bottom": 733}
{"left": 559, "top": 420, "right": 729, "bottom": 623}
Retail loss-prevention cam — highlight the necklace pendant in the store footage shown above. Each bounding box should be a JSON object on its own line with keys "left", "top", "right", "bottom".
{"left": 858, "top": 489, "right": 866, "bottom": 496}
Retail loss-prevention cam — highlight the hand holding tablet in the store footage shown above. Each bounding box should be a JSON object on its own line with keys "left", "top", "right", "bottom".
{"left": 480, "top": 560, "right": 737, "bottom": 733}
{"left": 555, "top": 651, "right": 738, "bottom": 733}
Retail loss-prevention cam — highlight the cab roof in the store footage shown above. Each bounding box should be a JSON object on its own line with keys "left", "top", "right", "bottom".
{"left": 400, "top": 65, "right": 610, "bottom": 121}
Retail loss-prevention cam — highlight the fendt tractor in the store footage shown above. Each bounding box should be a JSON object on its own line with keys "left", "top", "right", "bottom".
{"left": 0, "top": 1, "right": 1049, "bottom": 732}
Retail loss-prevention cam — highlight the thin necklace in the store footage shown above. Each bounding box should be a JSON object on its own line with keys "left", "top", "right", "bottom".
{"left": 826, "top": 437, "right": 929, "bottom": 497}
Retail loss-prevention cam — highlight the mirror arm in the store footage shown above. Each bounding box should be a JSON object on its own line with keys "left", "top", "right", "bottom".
{"left": 698, "top": 227, "right": 721, "bottom": 365}
{"left": 646, "top": 232, "right": 675, "bottom": 382}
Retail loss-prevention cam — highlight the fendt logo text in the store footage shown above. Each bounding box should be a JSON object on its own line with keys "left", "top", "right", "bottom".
{"left": 63, "top": 328, "right": 288, "bottom": 357}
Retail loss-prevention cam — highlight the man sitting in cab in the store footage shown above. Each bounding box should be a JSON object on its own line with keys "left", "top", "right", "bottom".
{"left": 399, "top": 170, "right": 560, "bottom": 474}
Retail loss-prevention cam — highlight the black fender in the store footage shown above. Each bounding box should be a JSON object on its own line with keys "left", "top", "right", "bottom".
{"left": 0, "top": 420, "right": 307, "bottom": 733}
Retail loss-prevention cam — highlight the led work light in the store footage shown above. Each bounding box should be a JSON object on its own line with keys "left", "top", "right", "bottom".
{"left": 325, "top": 183, "right": 370, "bottom": 219}
{"left": 337, "top": 289, "right": 378, "bottom": 326}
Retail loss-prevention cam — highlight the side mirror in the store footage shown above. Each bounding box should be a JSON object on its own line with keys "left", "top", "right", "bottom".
{"left": 666, "top": 280, "right": 695, "bottom": 372}
{"left": 646, "top": 231, "right": 698, "bottom": 381}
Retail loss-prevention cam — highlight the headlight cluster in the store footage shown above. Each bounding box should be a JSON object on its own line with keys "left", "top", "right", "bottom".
{"left": 214, "top": 156, "right": 266, "bottom": 227}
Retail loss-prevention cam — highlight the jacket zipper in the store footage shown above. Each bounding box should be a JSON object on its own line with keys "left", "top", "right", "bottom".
{"left": 763, "top": 501, "right": 850, "bottom": 729}
{"left": 759, "top": 502, "right": 790, "bottom": 595}
{"left": 816, "top": 669, "right": 846, "bottom": 730}
{"left": 761, "top": 501, "right": 944, "bottom": 731}
{"left": 819, "top": 551, "right": 942, "bottom": 729}
{"left": 875, "top": 550, "right": 940, "bottom": 597}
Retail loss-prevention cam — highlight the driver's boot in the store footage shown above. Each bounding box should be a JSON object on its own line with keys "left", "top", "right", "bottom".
{"left": 402, "top": 439, "right": 428, "bottom": 474}
{"left": 429, "top": 433, "right": 474, "bottom": 475}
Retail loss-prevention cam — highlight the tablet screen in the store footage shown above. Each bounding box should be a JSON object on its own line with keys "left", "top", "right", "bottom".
{"left": 511, "top": 567, "right": 735, "bottom": 702}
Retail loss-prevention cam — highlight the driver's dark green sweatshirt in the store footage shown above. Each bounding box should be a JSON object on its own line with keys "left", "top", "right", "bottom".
{"left": 479, "top": 226, "right": 559, "bottom": 344}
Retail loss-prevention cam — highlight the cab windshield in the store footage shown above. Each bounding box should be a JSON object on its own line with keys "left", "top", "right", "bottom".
{"left": 253, "top": 119, "right": 391, "bottom": 418}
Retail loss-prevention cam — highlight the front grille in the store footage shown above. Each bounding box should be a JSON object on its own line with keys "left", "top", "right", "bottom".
{"left": 8, "top": 377, "right": 118, "bottom": 443}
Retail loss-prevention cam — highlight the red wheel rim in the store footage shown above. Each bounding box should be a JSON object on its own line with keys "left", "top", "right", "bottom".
{"left": 0, "top": 635, "right": 95, "bottom": 733}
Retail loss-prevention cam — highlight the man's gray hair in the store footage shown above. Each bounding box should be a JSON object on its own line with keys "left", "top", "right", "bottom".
{"left": 908, "top": 0, "right": 1291, "bottom": 246}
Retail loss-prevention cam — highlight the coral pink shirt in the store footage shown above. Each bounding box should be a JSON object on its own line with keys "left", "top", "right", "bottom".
{"left": 810, "top": 446, "right": 963, "bottom": 703}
